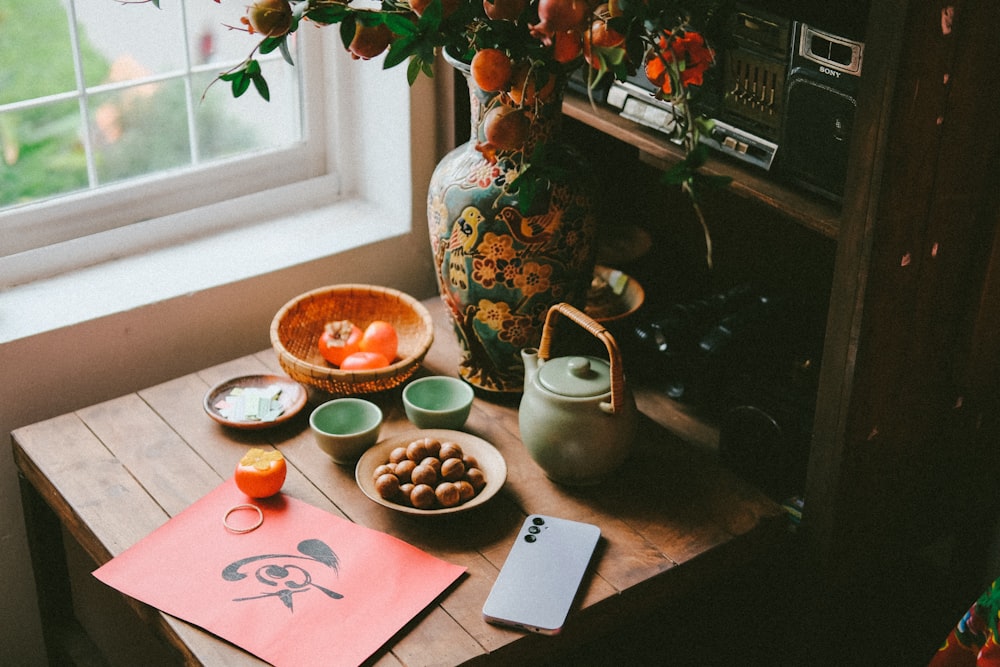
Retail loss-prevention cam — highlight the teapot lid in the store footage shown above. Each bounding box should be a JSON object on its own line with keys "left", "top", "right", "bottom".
{"left": 538, "top": 356, "right": 611, "bottom": 398}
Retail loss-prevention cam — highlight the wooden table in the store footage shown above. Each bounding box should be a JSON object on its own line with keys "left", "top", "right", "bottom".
{"left": 13, "top": 298, "right": 785, "bottom": 666}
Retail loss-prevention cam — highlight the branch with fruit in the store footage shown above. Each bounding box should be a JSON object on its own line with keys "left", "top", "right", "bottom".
{"left": 130, "top": 0, "right": 732, "bottom": 266}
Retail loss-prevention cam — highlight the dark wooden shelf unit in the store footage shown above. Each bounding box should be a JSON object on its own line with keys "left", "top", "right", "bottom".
{"left": 561, "top": 93, "right": 842, "bottom": 239}
{"left": 562, "top": 2, "right": 1000, "bottom": 643}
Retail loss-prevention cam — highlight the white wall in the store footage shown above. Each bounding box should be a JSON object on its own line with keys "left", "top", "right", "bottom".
{"left": 0, "top": 65, "right": 447, "bottom": 663}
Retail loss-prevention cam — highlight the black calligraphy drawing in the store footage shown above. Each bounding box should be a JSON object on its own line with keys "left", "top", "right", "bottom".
{"left": 222, "top": 538, "right": 344, "bottom": 611}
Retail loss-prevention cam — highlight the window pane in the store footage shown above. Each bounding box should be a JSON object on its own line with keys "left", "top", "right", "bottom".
{"left": 186, "top": 1, "right": 264, "bottom": 66}
{"left": 0, "top": 0, "right": 80, "bottom": 100}
{"left": 0, "top": 101, "right": 87, "bottom": 207}
{"left": 76, "top": 0, "right": 187, "bottom": 87}
{"left": 89, "top": 81, "right": 193, "bottom": 185}
{"left": 0, "top": 0, "right": 305, "bottom": 216}
{"left": 194, "top": 60, "right": 302, "bottom": 161}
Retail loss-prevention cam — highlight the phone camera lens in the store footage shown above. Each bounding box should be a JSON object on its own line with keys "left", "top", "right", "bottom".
{"left": 532, "top": 517, "right": 545, "bottom": 526}
{"left": 528, "top": 526, "right": 540, "bottom": 534}
{"left": 524, "top": 535, "right": 536, "bottom": 543}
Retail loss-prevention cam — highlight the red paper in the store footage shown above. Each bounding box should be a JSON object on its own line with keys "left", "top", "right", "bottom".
{"left": 93, "top": 478, "right": 465, "bottom": 666}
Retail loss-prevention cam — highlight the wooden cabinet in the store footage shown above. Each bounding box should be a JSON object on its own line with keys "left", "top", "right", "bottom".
{"left": 810, "top": 0, "right": 1000, "bottom": 589}
{"left": 558, "top": 0, "right": 1000, "bottom": 624}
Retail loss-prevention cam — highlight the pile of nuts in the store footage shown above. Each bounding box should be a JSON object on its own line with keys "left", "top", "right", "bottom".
{"left": 372, "top": 436, "right": 487, "bottom": 510}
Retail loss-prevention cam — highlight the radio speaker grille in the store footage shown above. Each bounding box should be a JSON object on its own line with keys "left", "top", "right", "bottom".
{"left": 780, "top": 77, "right": 856, "bottom": 200}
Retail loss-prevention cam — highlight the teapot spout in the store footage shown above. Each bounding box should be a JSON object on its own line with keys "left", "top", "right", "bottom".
{"left": 521, "top": 348, "right": 539, "bottom": 383}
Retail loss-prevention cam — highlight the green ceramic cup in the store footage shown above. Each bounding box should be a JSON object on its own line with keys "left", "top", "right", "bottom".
{"left": 310, "top": 398, "right": 383, "bottom": 464}
{"left": 402, "top": 376, "right": 475, "bottom": 430}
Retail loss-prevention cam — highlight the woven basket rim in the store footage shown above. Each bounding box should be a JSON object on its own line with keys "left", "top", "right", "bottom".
{"left": 269, "top": 284, "right": 434, "bottom": 384}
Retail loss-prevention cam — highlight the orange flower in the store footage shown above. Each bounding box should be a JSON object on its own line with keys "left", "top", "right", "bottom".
{"left": 645, "top": 30, "right": 714, "bottom": 95}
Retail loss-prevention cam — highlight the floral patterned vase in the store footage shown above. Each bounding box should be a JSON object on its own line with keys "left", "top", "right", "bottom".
{"left": 427, "top": 59, "right": 597, "bottom": 394}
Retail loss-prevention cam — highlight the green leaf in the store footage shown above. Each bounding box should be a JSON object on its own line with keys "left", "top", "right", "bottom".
{"left": 259, "top": 36, "right": 282, "bottom": 55}
{"left": 694, "top": 116, "right": 716, "bottom": 135}
{"left": 685, "top": 142, "right": 710, "bottom": 169}
{"left": 514, "top": 175, "right": 543, "bottom": 212}
{"left": 661, "top": 161, "right": 692, "bottom": 186}
{"left": 385, "top": 35, "right": 418, "bottom": 70}
{"left": 251, "top": 74, "right": 271, "bottom": 102}
{"left": 232, "top": 73, "right": 251, "bottom": 98}
{"left": 506, "top": 141, "right": 586, "bottom": 213}
{"left": 383, "top": 14, "right": 419, "bottom": 36}
{"left": 339, "top": 16, "right": 357, "bottom": 50}
{"left": 278, "top": 38, "right": 295, "bottom": 67}
{"left": 597, "top": 45, "right": 626, "bottom": 67}
{"left": 307, "top": 5, "right": 350, "bottom": 24}
{"left": 417, "top": 0, "right": 443, "bottom": 28}
{"left": 406, "top": 57, "right": 423, "bottom": 85}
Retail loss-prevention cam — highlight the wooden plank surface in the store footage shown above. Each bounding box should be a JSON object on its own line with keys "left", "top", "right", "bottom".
{"left": 12, "top": 297, "right": 784, "bottom": 666}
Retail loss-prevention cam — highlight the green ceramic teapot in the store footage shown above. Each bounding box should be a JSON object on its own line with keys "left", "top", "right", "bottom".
{"left": 518, "top": 303, "right": 637, "bottom": 485}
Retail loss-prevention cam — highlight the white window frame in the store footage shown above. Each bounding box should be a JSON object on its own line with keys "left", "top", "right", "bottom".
{"left": 0, "top": 19, "right": 420, "bottom": 290}
{"left": 0, "top": 1, "right": 323, "bottom": 257}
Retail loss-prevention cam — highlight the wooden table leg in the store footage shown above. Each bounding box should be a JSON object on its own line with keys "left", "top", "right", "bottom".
{"left": 18, "top": 470, "right": 106, "bottom": 666}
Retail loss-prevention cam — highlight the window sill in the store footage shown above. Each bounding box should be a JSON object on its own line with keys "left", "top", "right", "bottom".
{"left": 0, "top": 196, "right": 410, "bottom": 345}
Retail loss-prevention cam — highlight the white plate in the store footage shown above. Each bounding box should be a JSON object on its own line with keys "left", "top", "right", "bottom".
{"left": 356, "top": 429, "right": 507, "bottom": 516}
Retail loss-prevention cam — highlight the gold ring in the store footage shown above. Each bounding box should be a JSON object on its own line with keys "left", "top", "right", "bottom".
{"left": 223, "top": 503, "right": 264, "bottom": 533}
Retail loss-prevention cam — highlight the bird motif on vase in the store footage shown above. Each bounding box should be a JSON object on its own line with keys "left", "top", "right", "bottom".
{"left": 447, "top": 206, "right": 485, "bottom": 254}
{"left": 447, "top": 255, "right": 469, "bottom": 292}
{"left": 445, "top": 205, "right": 484, "bottom": 292}
{"left": 497, "top": 206, "right": 560, "bottom": 248}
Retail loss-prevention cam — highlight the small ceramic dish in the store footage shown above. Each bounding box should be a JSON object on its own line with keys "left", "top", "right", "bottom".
{"left": 203, "top": 374, "right": 307, "bottom": 430}
{"left": 585, "top": 265, "right": 645, "bottom": 323}
{"left": 355, "top": 429, "right": 507, "bottom": 516}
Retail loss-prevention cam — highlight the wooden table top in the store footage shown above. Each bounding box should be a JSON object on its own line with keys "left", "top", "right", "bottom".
{"left": 12, "top": 297, "right": 784, "bottom": 666}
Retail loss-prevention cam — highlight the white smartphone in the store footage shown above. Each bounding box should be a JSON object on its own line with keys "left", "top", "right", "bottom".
{"left": 482, "top": 514, "right": 601, "bottom": 635}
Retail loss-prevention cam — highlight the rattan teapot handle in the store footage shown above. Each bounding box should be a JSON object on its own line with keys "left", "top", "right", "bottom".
{"left": 537, "top": 302, "right": 627, "bottom": 415}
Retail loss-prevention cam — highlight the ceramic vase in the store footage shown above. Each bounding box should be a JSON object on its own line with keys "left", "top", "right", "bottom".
{"left": 427, "top": 58, "right": 597, "bottom": 394}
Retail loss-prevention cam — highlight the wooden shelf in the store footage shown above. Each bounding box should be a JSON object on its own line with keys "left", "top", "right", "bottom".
{"left": 562, "top": 92, "right": 843, "bottom": 239}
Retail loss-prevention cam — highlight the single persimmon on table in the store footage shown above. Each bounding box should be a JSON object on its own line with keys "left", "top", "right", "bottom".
{"left": 234, "top": 448, "right": 287, "bottom": 499}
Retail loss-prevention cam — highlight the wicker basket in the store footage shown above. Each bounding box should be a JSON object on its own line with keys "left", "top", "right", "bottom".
{"left": 270, "top": 284, "right": 435, "bottom": 396}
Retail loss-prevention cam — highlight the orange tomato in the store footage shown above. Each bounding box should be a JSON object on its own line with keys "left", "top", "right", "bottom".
{"left": 359, "top": 320, "right": 398, "bottom": 361}
{"left": 234, "top": 448, "right": 287, "bottom": 498}
{"left": 318, "top": 320, "right": 362, "bottom": 366}
{"left": 341, "top": 351, "right": 391, "bottom": 370}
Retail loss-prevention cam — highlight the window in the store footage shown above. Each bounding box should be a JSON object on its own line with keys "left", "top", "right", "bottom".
{"left": 0, "top": 0, "right": 328, "bottom": 262}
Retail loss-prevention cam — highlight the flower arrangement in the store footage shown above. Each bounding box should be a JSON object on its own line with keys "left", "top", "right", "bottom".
{"left": 139, "top": 0, "right": 732, "bottom": 264}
